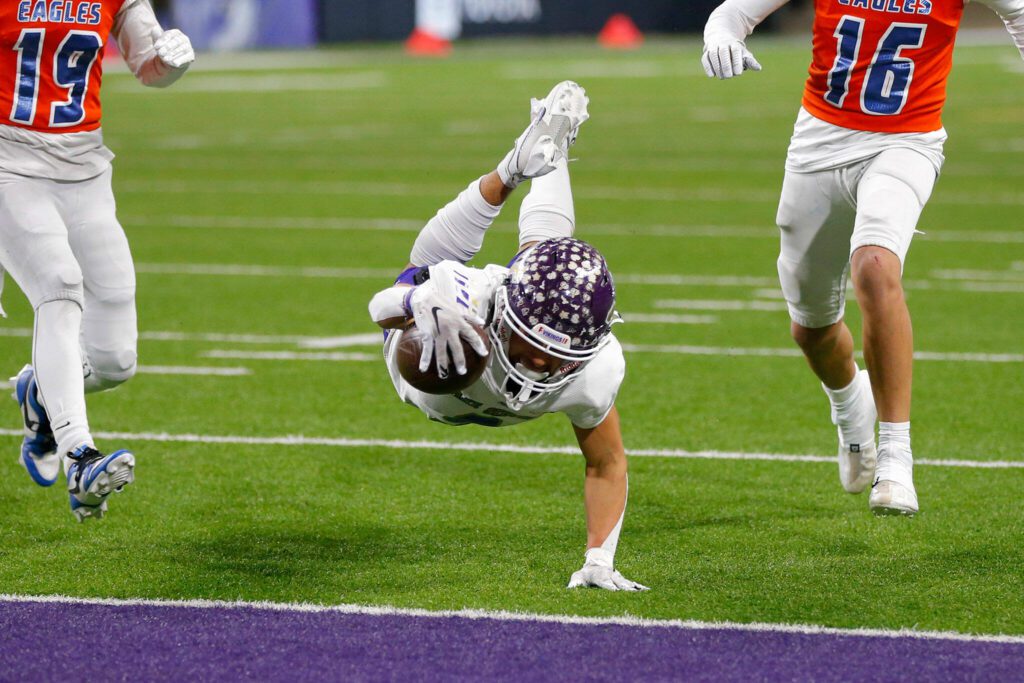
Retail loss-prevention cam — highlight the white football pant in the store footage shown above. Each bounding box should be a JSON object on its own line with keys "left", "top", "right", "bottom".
{"left": 776, "top": 147, "right": 936, "bottom": 329}
{"left": 0, "top": 167, "right": 137, "bottom": 455}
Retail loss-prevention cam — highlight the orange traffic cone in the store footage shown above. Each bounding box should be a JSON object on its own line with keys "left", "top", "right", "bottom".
{"left": 598, "top": 14, "right": 644, "bottom": 49}
{"left": 405, "top": 28, "right": 452, "bottom": 57}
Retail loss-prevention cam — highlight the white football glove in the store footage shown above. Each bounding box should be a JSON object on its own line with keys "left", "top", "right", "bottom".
{"left": 567, "top": 548, "right": 649, "bottom": 592}
{"left": 408, "top": 264, "right": 489, "bottom": 378}
{"left": 153, "top": 29, "right": 195, "bottom": 69}
{"left": 701, "top": 41, "right": 762, "bottom": 79}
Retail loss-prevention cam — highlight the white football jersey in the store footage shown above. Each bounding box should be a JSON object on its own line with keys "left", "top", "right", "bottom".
{"left": 383, "top": 263, "right": 625, "bottom": 429}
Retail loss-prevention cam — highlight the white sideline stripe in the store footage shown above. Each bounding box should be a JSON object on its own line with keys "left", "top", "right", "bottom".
{"left": 136, "top": 365, "right": 252, "bottom": 377}
{"left": 202, "top": 350, "right": 378, "bottom": 362}
{"left": 0, "top": 429, "right": 1020, "bottom": 470}
{"left": 621, "top": 344, "right": 1024, "bottom": 364}
{"left": 1, "top": 593, "right": 1023, "bottom": 645}
{"left": 654, "top": 299, "right": 789, "bottom": 312}
{"left": 122, "top": 215, "right": 1024, "bottom": 245}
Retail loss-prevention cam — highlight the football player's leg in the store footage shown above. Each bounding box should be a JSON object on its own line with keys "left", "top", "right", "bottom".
{"left": 0, "top": 174, "right": 93, "bottom": 484}
{"left": 518, "top": 159, "right": 574, "bottom": 250}
{"left": 777, "top": 168, "right": 877, "bottom": 493}
{"left": 851, "top": 148, "right": 936, "bottom": 516}
{"left": 68, "top": 170, "right": 138, "bottom": 394}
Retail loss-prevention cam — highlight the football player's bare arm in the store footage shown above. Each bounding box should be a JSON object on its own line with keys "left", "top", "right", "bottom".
{"left": 568, "top": 407, "right": 648, "bottom": 591}
{"left": 114, "top": 0, "right": 195, "bottom": 88}
{"left": 574, "top": 407, "right": 628, "bottom": 550}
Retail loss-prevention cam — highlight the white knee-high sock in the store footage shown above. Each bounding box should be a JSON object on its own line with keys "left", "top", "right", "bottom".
{"left": 518, "top": 160, "right": 575, "bottom": 247}
{"left": 33, "top": 300, "right": 93, "bottom": 456}
{"left": 409, "top": 177, "right": 503, "bottom": 266}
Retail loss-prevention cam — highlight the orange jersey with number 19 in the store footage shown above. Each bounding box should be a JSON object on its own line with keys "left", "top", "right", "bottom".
{"left": 0, "top": 0, "right": 127, "bottom": 134}
{"left": 802, "top": 0, "right": 965, "bottom": 133}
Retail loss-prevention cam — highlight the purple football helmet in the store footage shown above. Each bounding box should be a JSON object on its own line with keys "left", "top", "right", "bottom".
{"left": 486, "top": 237, "right": 620, "bottom": 408}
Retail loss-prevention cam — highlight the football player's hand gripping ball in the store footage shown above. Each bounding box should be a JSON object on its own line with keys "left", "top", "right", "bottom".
{"left": 701, "top": 40, "right": 761, "bottom": 79}
{"left": 152, "top": 28, "right": 195, "bottom": 69}
{"left": 408, "top": 273, "right": 489, "bottom": 379}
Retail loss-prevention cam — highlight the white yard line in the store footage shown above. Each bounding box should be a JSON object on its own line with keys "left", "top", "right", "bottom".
{"left": 202, "top": 350, "right": 378, "bottom": 362}
{"left": 113, "top": 179, "right": 1024, "bottom": 207}
{"left": 3, "top": 327, "right": 1021, "bottom": 364}
{"left": 620, "top": 313, "right": 718, "bottom": 325}
{"left": 621, "top": 343, "right": 1024, "bottom": 364}
{"left": 108, "top": 72, "right": 386, "bottom": 94}
{"left": 122, "top": 214, "right": 1024, "bottom": 245}
{"left": 127, "top": 262, "right": 1024, "bottom": 295}
{"left": 654, "top": 299, "right": 789, "bottom": 312}
{"left": 0, "top": 429, "right": 1019, "bottom": 470}
{"left": 136, "top": 365, "right": 252, "bottom": 377}
{"left": 1, "top": 593, "right": 1022, "bottom": 644}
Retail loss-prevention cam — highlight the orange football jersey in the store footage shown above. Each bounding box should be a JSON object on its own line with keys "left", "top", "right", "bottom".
{"left": 0, "top": 0, "right": 127, "bottom": 133}
{"left": 803, "top": 0, "right": 965, "bottom": 133}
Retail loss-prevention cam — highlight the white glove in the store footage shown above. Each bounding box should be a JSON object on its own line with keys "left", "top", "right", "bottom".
{"left": 701, "top": 41, "right": 762, "bottom": 79}
{"left": 567, "top": 548, "right": 648, "bottom": 592}
{"left": 408, "top": 265, "right": 489, "bottom": 378}
{"left": 153, "top": 29, "right": 195, "bottom": 69}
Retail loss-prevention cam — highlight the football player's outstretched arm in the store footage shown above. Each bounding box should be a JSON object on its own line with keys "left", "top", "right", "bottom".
{"left": 113, "top": 0, "right": 195, "bottom": 88}
{"left": 567, "top": 407, "right": 648, "bottom": 591}
{"left": 702, "top": 0, "right": 790, "bottom": 79}
{"left": 975, "top": 0, "right": 1024, "bottom": 59}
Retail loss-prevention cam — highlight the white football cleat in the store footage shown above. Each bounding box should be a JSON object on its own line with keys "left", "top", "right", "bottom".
{"left": 869, "top": 446, "right": 918, "bottom": 516}
{"left": 66, "top": 446, "right": 135, "bottom": 522}
{"left": 827, "top": 369, "right": 877, "bottom": 494}
{"left": 12, "top": 364, "right": 61, "bottom": 487}
{"left": 497, "top": 80, "right": 590, "bottom": 188}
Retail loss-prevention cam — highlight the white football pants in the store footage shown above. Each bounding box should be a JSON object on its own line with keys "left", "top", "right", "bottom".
{"left": 776, "top": 147, "right": 937, "bottom": 329}
{"left": 0, "top": 167, "right": 137, "bottom": 455}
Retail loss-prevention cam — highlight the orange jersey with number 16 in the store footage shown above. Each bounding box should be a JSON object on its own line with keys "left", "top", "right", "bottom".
{"left": 802, "top": 0, "right": 965, "bottom": 133}
{"left": 0, "top": 0, "right": 127, "bottom": 134}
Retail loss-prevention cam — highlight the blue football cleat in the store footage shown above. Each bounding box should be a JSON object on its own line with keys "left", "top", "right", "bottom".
{"left": 11, "top": 365, "right": 60, "bottom": 487}
{"left": 66, "top": 446, "right": 135, "bottom": 522}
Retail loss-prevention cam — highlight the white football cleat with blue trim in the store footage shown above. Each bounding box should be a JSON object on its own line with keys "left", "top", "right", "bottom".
{"left": 11, "top": 365, "right": 60, "bottom": 487}
{"left": 66, "top": 446, "right": 135, "bottom": 522}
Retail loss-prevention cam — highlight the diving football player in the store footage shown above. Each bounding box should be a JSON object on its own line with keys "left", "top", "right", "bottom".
{"left": 368, "top": 81, "right": 647, "bottom": 591}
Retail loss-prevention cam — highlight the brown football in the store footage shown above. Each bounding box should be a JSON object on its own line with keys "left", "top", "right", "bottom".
{"left": 396, "top": 322, "right": 491, "bottom": 395}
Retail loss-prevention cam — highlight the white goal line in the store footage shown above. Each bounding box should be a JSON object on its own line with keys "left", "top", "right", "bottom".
{"left": 1, "top": 593, "right": 1022, "bottom": 645}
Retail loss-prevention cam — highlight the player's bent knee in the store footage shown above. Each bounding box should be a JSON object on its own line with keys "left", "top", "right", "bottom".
{"left": 851, "top": 246, "right": 903, "bottom": 302}
{"left": 791, "top": 321, "right": 842, "bottom": 354}
{"left": 85, "top": 346, "right": 138, "bottom": 391}
{"left": 34, "top": 262, "right": 85, "bottom": 309}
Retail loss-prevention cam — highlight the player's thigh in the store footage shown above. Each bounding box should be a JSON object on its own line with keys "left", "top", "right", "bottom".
{"left": 852, "top": 148, "right": 936, "bottom": 265}
{"left": 0, "top": 174, "right": 82, "bottom": 307}
{"left": 775, "top": 169, "right": 857, "bottom": 329}
{"left": 65, "top": 169, "right": 137, "bottom": 368}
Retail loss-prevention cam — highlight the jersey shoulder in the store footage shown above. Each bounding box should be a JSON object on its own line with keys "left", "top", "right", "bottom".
{"left": 555, "top": 334, "right": 625, "bottom": 429}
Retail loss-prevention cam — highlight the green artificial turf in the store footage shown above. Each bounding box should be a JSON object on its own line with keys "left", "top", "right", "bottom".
{"left": 1, "top": 38, "right": 1022, "bottom": 634}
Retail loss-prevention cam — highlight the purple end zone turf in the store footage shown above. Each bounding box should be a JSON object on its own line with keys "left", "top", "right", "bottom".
{"left": 2, "top": 601, "right": 1023, "bottom": 682}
